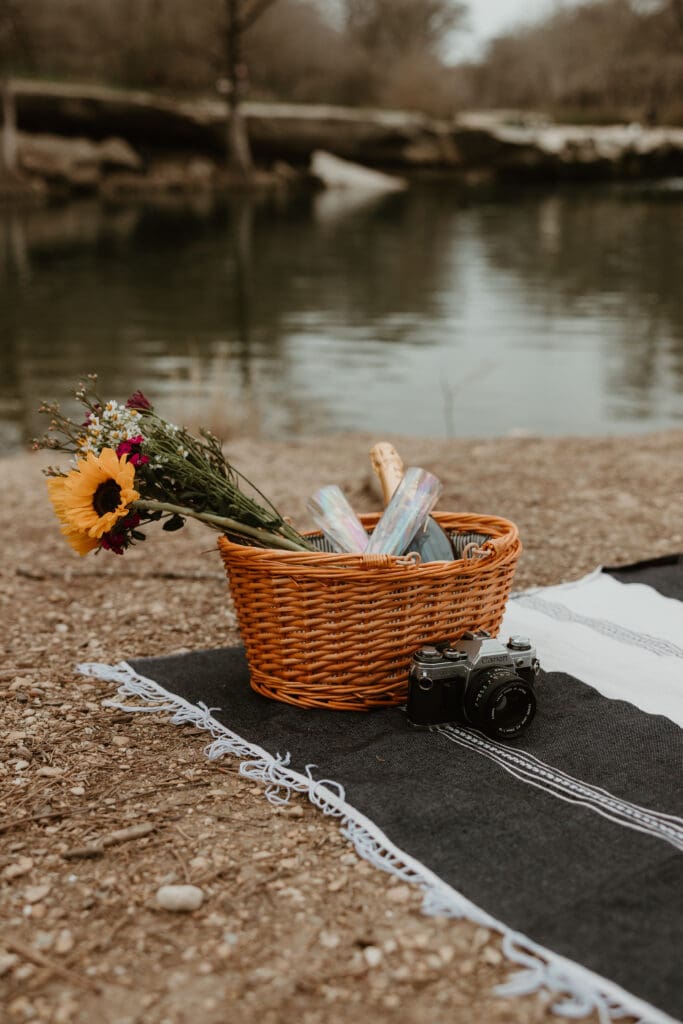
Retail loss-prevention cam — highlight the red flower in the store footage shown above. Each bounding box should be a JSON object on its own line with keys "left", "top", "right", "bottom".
{"left": 100, "top": 513, "right": 142, "bottom": 555}
{"left": 101, "top": 532, "right": 126, "bottom": 555}
{"left": 116, "top": 436, "right": 149, "bottom": 466}
{"left": 126, "top": 391, "right": 152, "bottom": 412}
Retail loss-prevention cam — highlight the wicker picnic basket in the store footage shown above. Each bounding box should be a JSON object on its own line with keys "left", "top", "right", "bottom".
{"left": 217, "top": 511, "right": 522, "bottom": 711}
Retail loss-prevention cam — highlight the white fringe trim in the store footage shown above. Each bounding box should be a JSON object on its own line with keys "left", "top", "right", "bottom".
{"left": 79, "top": 660, "right": 679, "bottom": 1024}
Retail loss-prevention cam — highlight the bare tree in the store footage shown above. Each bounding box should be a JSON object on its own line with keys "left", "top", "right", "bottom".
{"left": 223, "top": 0, "right": 278, "bottom": 176}
{"left": 343, "top": 0, "right": 467, "bottom": 61}
{"left": 0, "top": 0, "right": 30, "bottom": 177}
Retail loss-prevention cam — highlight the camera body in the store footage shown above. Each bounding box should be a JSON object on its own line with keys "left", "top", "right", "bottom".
{"left": 407, "top": 631, "right": 539, "bottom": 739}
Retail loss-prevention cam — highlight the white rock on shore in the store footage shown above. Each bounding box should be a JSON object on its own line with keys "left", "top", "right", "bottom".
{"left": 156, "top": 884, "right": 205, "bottom": 912}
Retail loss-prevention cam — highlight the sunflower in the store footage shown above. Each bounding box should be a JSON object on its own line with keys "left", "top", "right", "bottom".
{"left": 47, "top": 448, "right": 139, "bottom": 544}
{"left": 46, "top": 477, "right": 100, "bottom": 555}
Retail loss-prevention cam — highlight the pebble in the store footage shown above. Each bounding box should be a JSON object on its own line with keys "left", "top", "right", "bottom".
{"left": 3, "top": 856, "right": 33, "bottom": 879}
{"left": 37, "top": 766, "right": 65, "bottom": 778}
{"left": 281, "top": 805, "right": 304, "bottom": 817}
{"left": 386, "top": 883, "right": 412, "bottom": 903}
{"left": 24, "top": 883, "right": 51, "bottom": 904}
{"left": 54, "top": 930, "right": 75, "bottom": 955}
{"left": 363, "top": 945, "right": 383, "bottom": 968}
{"left": 0, "top": 952, "right": 19, "bottom": 976}
{"left": 189, "top": 856, "right": 210, "bottom": 871}
{"left": 156, "top": 884, "right": 205, "bottom": 912}
{"left": 318, "top": 929, "right": 340, "bottom": 949}
{"left": 483, "top": 944, "right": 503, "bottom": 965}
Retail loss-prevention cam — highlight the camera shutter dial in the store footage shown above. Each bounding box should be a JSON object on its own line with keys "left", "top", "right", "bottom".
{"left": 416, "top": 645, "right": 442, "bottom": 662}
{"left": 507, "top": 634, "right": 532, "bottom": 651}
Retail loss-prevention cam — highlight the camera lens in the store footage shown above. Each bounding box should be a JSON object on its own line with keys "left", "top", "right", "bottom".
{"left": 463, "top": 668, "right": 536, "bottom": 739}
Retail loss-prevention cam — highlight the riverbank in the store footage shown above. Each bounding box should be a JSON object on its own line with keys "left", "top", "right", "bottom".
{"left": 3, "top": 80, "right": 683, "bottom": 200}
{"left": 2, "top": 430, "right": 681, "bottom": 1023}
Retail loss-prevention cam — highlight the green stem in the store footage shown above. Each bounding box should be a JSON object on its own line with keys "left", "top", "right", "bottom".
{"left": 132, "top": 500, "right": 314, "bottom": 553}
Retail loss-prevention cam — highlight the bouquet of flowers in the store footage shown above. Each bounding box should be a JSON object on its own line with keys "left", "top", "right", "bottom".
{"left": 35, "top": 375, "right": 315, "bottom": 556}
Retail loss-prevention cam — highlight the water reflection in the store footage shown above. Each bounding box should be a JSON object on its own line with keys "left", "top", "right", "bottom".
{"left": 1, "top": 183, "right": 682, "bottom": 450}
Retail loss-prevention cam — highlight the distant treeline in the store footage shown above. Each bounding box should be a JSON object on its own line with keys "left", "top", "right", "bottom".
{"left": 457, "top": 0, "right": 683, "bottom": 126}
{"left": 2, "top": 0, "right": 683, "bottom": 125}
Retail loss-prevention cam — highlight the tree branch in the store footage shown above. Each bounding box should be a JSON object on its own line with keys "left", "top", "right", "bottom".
{"left": 241, "top": 0, "right": 278, "bottom": 33}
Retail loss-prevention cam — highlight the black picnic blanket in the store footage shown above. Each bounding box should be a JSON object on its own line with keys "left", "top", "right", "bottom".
{"left": 88, "top": 557, "right": 683, "bottom": 1024}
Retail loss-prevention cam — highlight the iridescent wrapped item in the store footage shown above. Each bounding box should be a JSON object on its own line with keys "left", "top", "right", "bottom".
{"left": 365, "top": 467, "right": 443, "bottom": 556}
{"left": 307, "top": 485, "right": 369, "bottom": 553}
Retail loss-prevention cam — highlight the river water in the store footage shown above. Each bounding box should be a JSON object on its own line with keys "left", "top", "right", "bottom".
{"left": 2, "top": 181, "right": 682, "bottom": 450}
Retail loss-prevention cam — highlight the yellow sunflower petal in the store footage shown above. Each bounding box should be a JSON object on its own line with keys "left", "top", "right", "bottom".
{"left": 61, "top": 525, "right": 100, "bottom": 556}
{"left": 98, "top": 447, "right": 121, "bottom": 476}
{"left": 47, "top": 476, "right": 70, "bottom": 520}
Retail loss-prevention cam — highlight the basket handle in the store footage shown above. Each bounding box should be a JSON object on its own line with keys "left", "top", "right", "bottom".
{"left": 370, "top": 442, "right": 405, "bottom": 505}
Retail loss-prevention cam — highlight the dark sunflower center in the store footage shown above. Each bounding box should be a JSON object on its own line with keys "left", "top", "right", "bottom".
{"left": 93, "top": 480, "right": 122, "bottom": 517}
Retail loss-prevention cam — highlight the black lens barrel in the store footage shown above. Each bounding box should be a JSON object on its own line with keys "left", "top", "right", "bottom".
{"left": 464, "top": 668, "right": 536, "bottom": 739}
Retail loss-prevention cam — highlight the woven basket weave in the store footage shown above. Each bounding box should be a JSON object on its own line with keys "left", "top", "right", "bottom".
{"left": 218, "top": 511, "right": 522, "bottom": 711}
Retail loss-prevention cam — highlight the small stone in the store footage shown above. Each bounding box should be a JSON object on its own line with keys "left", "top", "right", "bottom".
{"left": 156, "top": 884, "right": 204, "bottom": 912}
{"left": 54, "top": 930, "right": 75, "bottom": 955}
{"left": 13, "top": 760, "right": 30, "bottom": 771}
{"left": 386, "top": 884, "right": 412, "bottom": 903}
{"left": 14, "top": 963, "right": 36, "bottom": 981}
{"left": 189, "top": 856, "right": 210, "bottom": 872}
{"left": 471, "top": 926, "right": 490, "bottom": 952}
{"left": 318, "top": 930, "right": 340, "bottom": 950}
{"left": 328, "top": 875, "right": 347, "bottom": 892}
{"left": 282, "top": 805, "right": 304, "bottom": 817}
{"left": 0, "top": 952, "right": 19, "bottom": 976}
{"left": 111, "top": 736, "right": 129, "bottom": 747}
{"left": 69, "top": 787, "right": 85, "bottom": 796}
{"left": 363, "top": 945, "right": 383, "bottom": 968}
{"left": 4, "top": 857, "right": 33, "bottom": 879}
{"left": 279, "top": 886, "right": 304, "bottom": 903}
{"left": 482, "top": 945, "right": 503, "bottom": 965}
{"left": 24, "top": 883, "right": 51, "bottom": 904}
{"left": 37, "top": 767, "right": 65, "bottom": 778}
{"left": 438, "top": 944, "right": 455, "bottom": 964}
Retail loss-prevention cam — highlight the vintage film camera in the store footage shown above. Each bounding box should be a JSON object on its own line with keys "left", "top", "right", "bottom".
{"left": 407, "top": 631, "right": 539, "bottom": 740}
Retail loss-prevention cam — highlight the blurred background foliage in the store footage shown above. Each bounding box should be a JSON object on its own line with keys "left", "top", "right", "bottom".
{"left": 1, "top": 0, "right": 683, "bottom": 123}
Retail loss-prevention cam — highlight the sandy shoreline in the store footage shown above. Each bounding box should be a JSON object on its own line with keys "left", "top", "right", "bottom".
{"left": 2, "top": 429, "right": 682, "bottom": 1024}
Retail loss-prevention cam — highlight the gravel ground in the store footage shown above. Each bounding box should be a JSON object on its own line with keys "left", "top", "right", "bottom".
{"left": 2, "top": 430, "right": 682, "bottom": 1024}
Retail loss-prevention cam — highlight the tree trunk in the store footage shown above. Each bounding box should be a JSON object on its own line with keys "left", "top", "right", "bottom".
{"left": 224, "top": 0, "right": 253, "bottom": 176}
{"left": 1, "top": 78, "right": 18, "bottom": 176}
{"left": 226, "top": 100, "right": 252, "bottom": 176}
